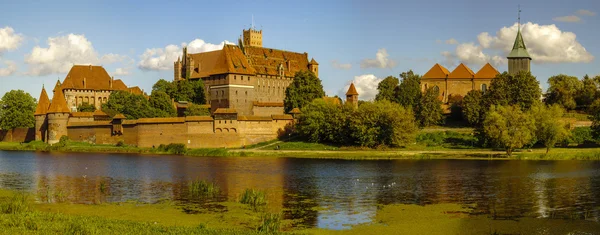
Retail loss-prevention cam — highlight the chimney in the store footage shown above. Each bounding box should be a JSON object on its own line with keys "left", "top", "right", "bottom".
{"left": 110, "top": 76, "right": 113, "bottom": 89}
{"left": 83, "top": 77, "right": 87, "bottom": 89}
{"left": 89, "top": 65, "right": 92, "bottom": 70}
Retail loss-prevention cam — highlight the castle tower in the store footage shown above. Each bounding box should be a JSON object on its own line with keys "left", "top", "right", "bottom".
{"left": 243, "top": 28, "right": 263, "bottom": 47}
{"left": 46, "top": 80, "right": 71, "bottom": 145}
{"left": 34, "top": 85, "right": 51, "bottom": 142}
{"left": 308, "top": 58, "right": 319, "bottom": 77}
{"left": 346, "top": 83, "right": 359, "bottom": 109}
{"left": 507, "top": 9, "right": 531, "bottom": 75}
{"left": 174, "top": 56, "right": 182, "bottom": 81}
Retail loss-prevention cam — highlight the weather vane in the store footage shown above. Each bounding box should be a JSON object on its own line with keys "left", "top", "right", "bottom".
{"left": 518, "top": 5, "right": 521, "bottom": 28}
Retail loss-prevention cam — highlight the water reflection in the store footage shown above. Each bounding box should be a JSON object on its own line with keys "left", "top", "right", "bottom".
{"left": 1, "top": 150, "right": 600, "bottom": 229}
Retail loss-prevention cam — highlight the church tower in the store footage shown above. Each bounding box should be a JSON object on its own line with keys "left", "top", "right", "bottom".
{"left": 346, "top": 83, "right": 359, "bottom": 109}
{"left": 507, "top": 8, "right": 532, "bottom": 75}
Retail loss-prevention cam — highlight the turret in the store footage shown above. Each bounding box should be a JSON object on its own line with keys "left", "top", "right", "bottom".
{"left": 346, "top": 83, "right": 359, "bottom": 109}
{"left": 507, "top": 9, "right": 532, "bottom": 75}
{"left": 34, "top": 85, "right": 51, "bottom": 142}
{"left": 242, "top": 28, "right": 263, "bottom": 47}
{"left": 174, "top": 56, "right": 182, "bottom": 81}
{"left": 46, "top": 80, "right": 71, "bottom": 145}
{"left": 309, "top": 58, "right": 319, "bottom": 77}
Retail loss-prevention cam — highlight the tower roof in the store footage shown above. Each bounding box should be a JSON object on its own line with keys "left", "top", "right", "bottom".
{"left": 508, "top": 27, "right": 531, "bottom": 59}
{"left": 474, "top": 63, "right": 500, "bottom": 79}
{"left": 448, "top": 63, "right": 475, "bottom": 79}
{"left": 47, "top": 80, "right": 70, "bottom": 114}
{"left": 422, "top": 63, "right": 450, "bottom": 79}
{"left": 309, "top": 58, "right": 319, "bottom": 65}
{"left": 346, "top": 83, "right": 359, "bottom": 96}
{"left": 34, "top": 86, "right": 51, "bottom": 115}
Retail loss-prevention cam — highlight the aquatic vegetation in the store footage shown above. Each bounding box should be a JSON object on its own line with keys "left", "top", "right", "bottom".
{"left": 257, "top": 212, "right": 281, "bottom": 233}
{"left": 188, "top": 180, "right": 220, "bottom": 199}
{"left": 240, "top": 189, "right": 267, "bottom": 211}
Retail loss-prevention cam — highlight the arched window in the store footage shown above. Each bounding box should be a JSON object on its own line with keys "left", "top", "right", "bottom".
{"left": 481, "top": 84, "right": 487, "bottom": 93}
{"left": 433, "top": 85, "right": 440, "bottom": 95}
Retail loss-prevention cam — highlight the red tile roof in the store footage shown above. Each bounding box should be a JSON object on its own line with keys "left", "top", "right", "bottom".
{"left": 474, "top": 63, "right": 500, "bottom": 79}
{"left": 48, "top": 81, "right": 71, "bottom": 113}
{"left": 448, "top": 63, "right": 475, "bottom": 79}
{"left": 34, "top": 86, "right": 51, "bottom": 115}
{"left": 346, "top": 83, "right": 358, "bottom": 95}
{"left": 422, "top": 64, "right": 450, "bottom": 79}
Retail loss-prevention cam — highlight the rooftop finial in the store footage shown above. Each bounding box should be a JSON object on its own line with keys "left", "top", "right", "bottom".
{"left": 252, "top": 14, "right": 255, "bottom": 29}
{"left": 518, "top": 5, "right": 521, "bottom": 29}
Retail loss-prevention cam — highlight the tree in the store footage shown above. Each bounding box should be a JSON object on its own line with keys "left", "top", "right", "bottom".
{"left": 576, "top": 75, "right": 598, "bottom": 110}
{"left": 284, "top": 70, "right": 325, "bottom": 113}
{"left": 415, "top": 87, "right": 443, "bottom": 127}
{"left": 375, "top": 76, "right": 399, "bottom": 101}
{"left": 589, "top": 99, "right": 600, "bottom": 139}
{"left": 483, "top": 71, "right": 542, "bottom": 110}
{"left": 530, "top": 104, "right": 569, "bottom": 153}
{"left": 483, "top": 105, "right": 536, "bottom": 156}
{"left": 149, "top": 91, "right": 176, "bottom": 117}
{"left": 185, "top": 104, "right": 211, "bottom": 116}
{"left": 152, "top": 79, "right": 176, "bottom": 95}
{"left": 77, "top": 103, "right": 96, "bottom": 112}
{"left": 447, "top": 94, "right": 463, "bottom": 121}
{"left": 544, "top": 74, "right": 582, "bottom": 110}
{"left": 102, "top": 91, "right": 155, "bottom": 119}
{"left": 0, "top": 90, "right": 36, "bottom": 130}
{"left": 394, "top": 70, "right": 421, "bottom": 108}
{"left": 296, "top": 98, "right": 350, "bottom": 144}
{"left": 190, "top": 80, "right": 206, "bottom": 104}
{"left": 152, "top": 79, "right": 206, "bottom": 105}
{"left": 462, "top": 90, "right": 484, "bottom": 126}
{"left": 350, "top": 100, "right": 417, "bottom": 147}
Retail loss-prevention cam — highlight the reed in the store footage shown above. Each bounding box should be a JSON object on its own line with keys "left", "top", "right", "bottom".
{"left": 188, "top": 179, "right": 220, "bottom": 198}
{"left": 257, "top": 212, "right": 281, "bottom": 233}
{"left": 0, "top": 192, "right": 31, "bottom": 214}
{"left": 239, "top": 189, "right": 267, "bottom": 211}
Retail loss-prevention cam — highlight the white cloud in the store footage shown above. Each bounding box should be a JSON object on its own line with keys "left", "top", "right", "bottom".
{"left": 338, "top": 74, "right": 382, "bottom": 101}
{"left": 360, "top": 48, "right": 396, "bottom": 69}
{"left": 331, "top": 60, "right": 352, "bottom": 70}
{"left": 445, "top": 38, "right": 458, "bottom": 45}
{"left": 24, "top": 34, "right": 126, "bottom": 76}
{"left": 0, "top": 60, "right": 17, "bottom": 76}
{"left": 553, "top": 15, "right": 582, "bottom": 23}
{"left": 0, "top": 27, "right": 23, "bottom": 54}
{"left": 138, "top": 39, "right": 233, "bottom": 71}
{"left": 114, "top": 67, "right": 131, "bottom": 76}
{"left": 576, "top": 9, "right": 596, "bottom": 16}
{"left": 100, "top": 53, "right": 128, "bottom": 64}
{"left": 442, "top": 22, "right": 593, "bottom": 67}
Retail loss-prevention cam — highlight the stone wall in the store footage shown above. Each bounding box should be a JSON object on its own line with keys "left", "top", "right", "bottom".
{"left": 252, "top": 106, "right": 284, "bottom": 116}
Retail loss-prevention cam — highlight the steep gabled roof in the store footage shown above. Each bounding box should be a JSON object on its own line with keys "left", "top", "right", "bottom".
{"left": 244, "top": 46, "right": 309, "bottom": 77}
{"left": 474, "top": 63, "right": 500, "bottom": 79}
{"left": 346, "top": 83, "right": 358, "bottom": 96}
{"left": 448, "top": 63, "right": 475, "bottom": 79}
{"left": 61, "top": 65, "right": 127, "bottom": 91}
{"left": 508, "top": 27, "right": 531, "bottom": 59}
{"left": 289, "top": 108, "right": 301, "bottom": 114}
{"left": 48, "top": 81, "right": 70, "bottom": 113}
{"left": 422, "top": 64, "right": 450, "bottom": 79}
{"left": 112, "top": 79, "right": 128, "bottom": 90}
{"left": 309, "top": 58, "right": 319, "bottom": 65}
{"left": 34, "top": 86, "right": 51, "bottom": 115}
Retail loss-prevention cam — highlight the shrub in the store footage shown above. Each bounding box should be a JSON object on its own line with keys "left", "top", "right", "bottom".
{"left": 239, "top": 189, "right": 267, "bottom": 211}
{"left": 158, "top": 143, "right": 187, "bottom": 154}
{"left": 115, "top": 140, "right": 125, "bottom": 147}
{"left": 416, "top": 131, "right": 478, "bottom": 148}
{"left": 570, "top": 127, "right": 594, "bottom": 145}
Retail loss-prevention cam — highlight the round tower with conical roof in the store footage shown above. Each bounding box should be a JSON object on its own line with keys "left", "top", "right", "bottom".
{"left": 34, "top": 85, "right": 51, "bottom": 141}
{"left": 46, "top": 80, "right": 71, "bottom": 145}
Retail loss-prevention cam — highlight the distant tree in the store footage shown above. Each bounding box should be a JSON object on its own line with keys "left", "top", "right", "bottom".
{"left": 190, "top": 79, "right": 206, "bottom": 104}
{"left": 349, "top": 100, "right": 417, "bottom": 147}
{"left": 483, "top": 105, "right": 536, "bottom": 156}
{"left": 415, "top": 87, "right": 443, "bottom": 127}
{"left": 447, "top": 94, "right": 463, "bottom": 121}
{"left": 375, "top": 76, "right": 399, "bottom": 101}
{"left": 530, "top": 104, "right": 569, "bottom": 153}
{"left": 296, "top": 98, "right": 350, "bottom": 144}
{"left": 0, "top": 90, "right": 36, "bottom": 130}
{"left": 184, "top": 104, "right": 211, "bottom": 116}
{"left": 77, "top": 103, "right": 96, "bottom": 112}
{"left": 102, "top": 91, "right": 155, "bottom": 119}
{"left": 544, "top": 74, "right": 582, "bottom": 110}
{"left": 394, "top": 70, "right": 421, "bottom": 108}
{"left": 284, "top": 70, "right": 325, "bottom": 113}
{"left": 152, "top": 79, "right": 206, "bottom": 105}
{"left": 149, "top": 91, "right": 176, "bottom": 117}
{"left": 483, "top": 71, "right": 542, "bottom": 110}
{"left": 576, "top": 75, "right": 598, "bottom": 110}
{"left": 462, "top": 90, "right": 484, "bottom": 126}
{"left": 152, "top": 79, "right": 176, "bottom": 95}
{"left": 589, "top": 99, "right": 600, "bottom": 139}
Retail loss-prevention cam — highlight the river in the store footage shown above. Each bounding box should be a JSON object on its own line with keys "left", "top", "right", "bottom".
{"left": 1, "top": 150, "right": 600, "bottom": 230}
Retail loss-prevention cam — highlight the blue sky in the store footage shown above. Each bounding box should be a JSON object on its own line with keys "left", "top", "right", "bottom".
{"left": 0, "top": 0, "right": 599, "bottom": 100}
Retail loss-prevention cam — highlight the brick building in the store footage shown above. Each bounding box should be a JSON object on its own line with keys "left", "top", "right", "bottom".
{"left": 173, "top": 28, "right": 319, "bottom": 116}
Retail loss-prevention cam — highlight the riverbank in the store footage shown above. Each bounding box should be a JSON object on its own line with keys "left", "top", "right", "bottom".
{"left": 2, "top": 189, "right": 599, "bottom": 234}
{"left": 2, "top": 141, "right": 600, "bottom": 160}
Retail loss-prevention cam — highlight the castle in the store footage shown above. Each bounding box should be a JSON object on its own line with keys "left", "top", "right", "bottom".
{"left": 173, "top": 28, "right": 319, "bottom": 116}
{"left": 420, "top": 22, "right": 531, "bottom": 102}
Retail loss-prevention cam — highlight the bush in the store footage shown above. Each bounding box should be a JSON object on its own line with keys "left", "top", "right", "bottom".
{"left": 0, "top": 193, "right": 31, "bottom": 214}
{"left": 116, "top": 140, "right": 125, "bottom": 147}
{"left": 157, "top": 143, "right": 187, "bottom": 154}
{"left": 570, "top": 127, "right": 594, "bottom": 145}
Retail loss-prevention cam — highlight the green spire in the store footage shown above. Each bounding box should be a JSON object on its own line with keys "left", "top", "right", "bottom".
{"left": 508, "top": 27, "right": 531, "bottom": 59}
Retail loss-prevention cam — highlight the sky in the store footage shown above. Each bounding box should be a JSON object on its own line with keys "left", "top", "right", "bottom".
{"left": 0, "top": 0, "right": 599, "bottom": 101}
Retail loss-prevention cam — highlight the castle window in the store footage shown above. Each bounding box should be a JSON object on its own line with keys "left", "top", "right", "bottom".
{"left": 481, "top": 84, "right": 487, "bottom": 93}
{"left": 234, "top": 75, "right": 237, "bottom": 80}
{"left": 433, "top": 86, "right": 440, "bottom": 95}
